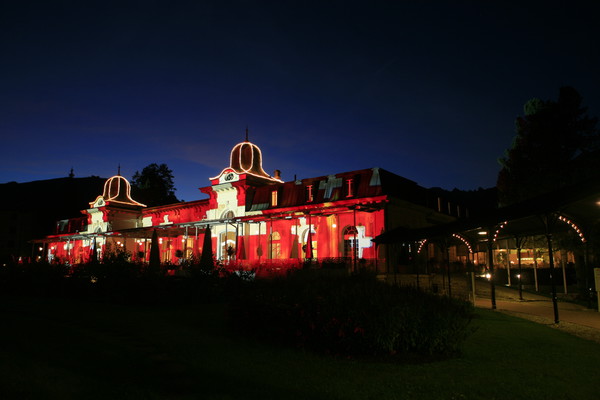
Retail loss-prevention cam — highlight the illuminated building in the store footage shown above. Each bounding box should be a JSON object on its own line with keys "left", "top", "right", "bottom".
{"left": 36, "top": 136, "right": 466, "bottom": 275}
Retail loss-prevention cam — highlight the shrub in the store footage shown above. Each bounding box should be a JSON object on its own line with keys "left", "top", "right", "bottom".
{"left": 0, "top": 260, "right": 69, "bottom": 297}
{"left": 230, "top": 271, "right": 474, "bottom": 359}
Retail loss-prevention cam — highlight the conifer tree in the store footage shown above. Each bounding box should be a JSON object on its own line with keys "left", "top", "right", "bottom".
{"left": 497, "top": 87, "right": 598, "bottom": 205}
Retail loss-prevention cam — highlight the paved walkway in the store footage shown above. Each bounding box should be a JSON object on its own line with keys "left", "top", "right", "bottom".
{"left": 389, "top": 273, "right": 600, "bottom": 342}
{"left": 474, "top": 284, "right": 600, "bottom": 343}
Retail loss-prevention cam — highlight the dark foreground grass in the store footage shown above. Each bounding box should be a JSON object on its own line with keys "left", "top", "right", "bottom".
{"left": 1, "top": 295, "right": 598, "bottom": 400}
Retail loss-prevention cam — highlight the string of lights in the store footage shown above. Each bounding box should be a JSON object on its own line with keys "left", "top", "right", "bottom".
{"left": 417, "top": 239, "right": 428, "bottom": 254}
{"left": 451, "top": 233, "right": 473, "bottom": 253}
{"left": 558, "top": 215, "right": 586, "bottom": 243}
{"left": 493, "top": 221, "right": 508, "bottom": 242}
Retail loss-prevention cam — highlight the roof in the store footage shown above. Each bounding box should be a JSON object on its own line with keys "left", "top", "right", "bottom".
{"left": 94, "top": 175, "right": 145, "bottom": 207}
{"left": 246, "top": 168, "right": 386, "bottom": 212}
{"left": 244, "top": 167, "right": 476, "bottom": 217}
{"left": 211, "top": 139, "right": 283, "bottom": 183}
{"left": 373, "top": 174, "right": 600, "bottom": 245}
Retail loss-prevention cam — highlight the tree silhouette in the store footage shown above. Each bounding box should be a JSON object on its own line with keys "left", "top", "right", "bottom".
{"left": 131, "top": 163, "right": 179, "bottom": 207}
{"left": 497, "top": 87, "right": 599, "bottom": 205}
{"left": 199, "top": 226, "right": 214, "bottom": 272}
{"left": 148, "top": 229, "right": 161, "bottom": 275}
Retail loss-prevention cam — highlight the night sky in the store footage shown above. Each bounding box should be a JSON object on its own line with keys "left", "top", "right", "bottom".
{"left": 2, "top": 1, "right": 599, "bottom": 202}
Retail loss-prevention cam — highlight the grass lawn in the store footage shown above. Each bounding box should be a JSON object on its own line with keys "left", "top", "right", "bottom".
{"left": 1, "top": 295, "right": 598, "bottom": 400}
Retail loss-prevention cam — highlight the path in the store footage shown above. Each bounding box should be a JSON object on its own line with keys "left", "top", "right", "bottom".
{"left": 474, "top": 284, "right": 600, "bottom": 343}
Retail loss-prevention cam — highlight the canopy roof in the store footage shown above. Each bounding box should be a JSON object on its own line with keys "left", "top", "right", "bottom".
{"left": 373, "top": 174, "right": 600, "bottom": 246}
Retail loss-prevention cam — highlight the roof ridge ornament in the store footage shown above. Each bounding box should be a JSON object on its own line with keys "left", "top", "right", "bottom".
{"left": 245, "top": 126, "right": 249, "bottom": 142}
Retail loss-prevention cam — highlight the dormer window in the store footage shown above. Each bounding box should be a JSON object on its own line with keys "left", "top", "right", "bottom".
{"left": 271, "top": 190, "right": 278, "bottom": 206}
{"left": 306, "top": 185, "right": 314, "bottom": 202}
{"left": 346, "top": 178, "right": 354, "bottom": 197}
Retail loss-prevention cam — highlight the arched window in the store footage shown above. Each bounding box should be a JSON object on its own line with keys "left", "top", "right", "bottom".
{"left": 269, "top": 231, "right": 281, "bottom": 259}
{"left": 343, "top": 226, "right": 358, "bottom": 258}
{"left": 302, "top": 227, "right": 317, "bottom": 259}
{"left": 220, "top": 210, "right": 236, "bottom": 260}
{"left": 162, "top": 239, "right": 172, "bottom": 263}
{"left": 184, "top": 236, "right": 194, "bottom": 259}
{"left": 220, "top": 231, "right": 236, "bottom": 260}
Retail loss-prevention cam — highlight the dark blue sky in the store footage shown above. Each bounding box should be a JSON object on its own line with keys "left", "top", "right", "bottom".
{"left": 2, "top": 1, "right": 599, "bottom": 202}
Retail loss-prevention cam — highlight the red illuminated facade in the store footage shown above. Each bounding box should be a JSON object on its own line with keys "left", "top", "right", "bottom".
{"left": 38, "top": 137, "right": 463, "bottom": 275}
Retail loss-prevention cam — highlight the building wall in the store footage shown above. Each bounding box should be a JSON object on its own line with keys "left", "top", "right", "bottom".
{"left": 35, "top": 143, "right": 466, "bottom": 272}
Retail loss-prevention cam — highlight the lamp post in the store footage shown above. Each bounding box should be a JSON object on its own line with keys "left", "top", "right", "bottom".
{"left": 542, "top": 213, "right": 560, "bottom": 324}
{"left": 444, "top": 239, "right": 452, "bottom": 298}
{"left": 487, "top": 229, "right": 496, "bottom": 310}
{"left": 353, "top": 207, "right": 358, "bottom": 273}
{"left": 414, "top": 241, "right": 420, "bottom": 290}
{"left": 515, "top": 235, "right": 524, "bottom": 301}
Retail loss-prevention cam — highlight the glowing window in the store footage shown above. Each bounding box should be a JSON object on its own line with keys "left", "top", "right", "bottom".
{"left": 306, "top": 185, "right": 314, "bottom": 202}
{"left": 346, "top": 178, "right": 354, "bottom": 197}
{"left": 271, "top": 190, "right": 278, "bottom": 206}
{"left": 269, "top": 231, "right": 281, "bottom": 259}
{"left": 343, "top": 226, "right": 358, "bottom": 258}
{"left": 220, "top": 231, "right": 236, "bottom": 259}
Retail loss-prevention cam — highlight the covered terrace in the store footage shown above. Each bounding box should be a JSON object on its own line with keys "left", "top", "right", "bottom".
{"left": 374, "top": 175, "right": 600, "bottom": 323}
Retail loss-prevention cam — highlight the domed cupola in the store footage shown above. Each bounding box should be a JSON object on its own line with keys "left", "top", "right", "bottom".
{"left": 230, "top": 140, "right": 271, "bottom": 178}
{"left": 211, "top": 129, "right": 283, "bottom": 183}
{"left": 90, "top": 174, "right": 146, "bottom": 208}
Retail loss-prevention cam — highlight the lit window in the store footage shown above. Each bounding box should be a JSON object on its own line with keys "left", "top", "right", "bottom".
{"left": 346, "top": 178, "right": 354, "bottom": 197}
{"left": 343, "top": 226, "right": 358, "bottom": 258}
{"left": 222, "top": 210, "right": 234, "bottom": 220}
{"left": 269, "top": 231, "right": 281, "bottom": 259}
{"left": 306, "top": 185, "right": 314, "bottom": 202}
{"left": 271, "top": 190, "right": 278, "bottom": 206}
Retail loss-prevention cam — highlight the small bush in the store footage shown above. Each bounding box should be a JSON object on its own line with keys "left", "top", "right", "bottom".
{"left": 230, "top": 271, "right": 474, "bottom": 359}
{"left": 0, "top": 260, "right": 69, "bottom": 297}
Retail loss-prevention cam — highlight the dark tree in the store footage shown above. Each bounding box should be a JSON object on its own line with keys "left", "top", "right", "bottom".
{"left": 199, "top": 226, "right": 214, "bottom": 272}
{"left": 131, "top": 163, "right": 179, "bottom": 207}
{"left": 148, "top": 229, "right": 161, "bottom": 275}
{"left": 497, "top": 87, "right": 599, "bottom": 205}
